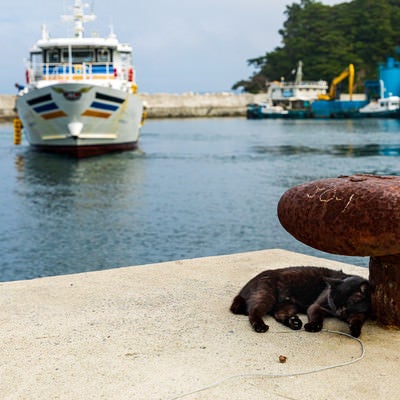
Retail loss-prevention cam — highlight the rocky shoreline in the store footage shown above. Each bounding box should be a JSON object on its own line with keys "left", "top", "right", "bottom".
{"left": 0, "top": 92, "right": 265, "bottom": 121}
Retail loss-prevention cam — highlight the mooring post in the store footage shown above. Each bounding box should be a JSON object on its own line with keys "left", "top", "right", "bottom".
{"left": 277, "top": 174, "right": 400, "bottom": 328}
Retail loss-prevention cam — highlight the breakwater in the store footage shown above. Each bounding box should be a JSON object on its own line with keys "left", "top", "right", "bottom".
{"left": 139, "top": 92, "right": 265, "bottom": 118}
{"left": 0, "top": 95, "right": 17, "bottom": 120}
{"left": 0, "top": 93, "right": 265, "bottom": 120}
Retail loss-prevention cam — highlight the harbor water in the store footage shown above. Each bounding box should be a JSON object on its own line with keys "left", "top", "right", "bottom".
{"left": 2, "top": 117, "right": 400, "bottom": 281}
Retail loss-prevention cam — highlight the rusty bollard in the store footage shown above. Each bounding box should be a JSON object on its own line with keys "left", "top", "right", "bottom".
{"left": 277, "top": 174, "right": 400, "bottom": 328}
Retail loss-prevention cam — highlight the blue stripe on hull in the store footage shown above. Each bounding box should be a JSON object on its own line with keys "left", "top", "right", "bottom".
{"left": 90, "top": 101, "right": 119, "bottom": 111}
{"left": 33, "top": 102, "right": 59, "bottom": 113}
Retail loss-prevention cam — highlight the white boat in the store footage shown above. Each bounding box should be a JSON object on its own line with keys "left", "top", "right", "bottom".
{"left": 358, "top": 95, "right": 400, "bottom": 117}
{"left": 15, "top": 0, "right": 144, "bottom": 158}
{"left": 259, "top": 103, "right": 288, "bottom": 117}
{"left": 246, "top": 61, "right": 328, "bottom": 119}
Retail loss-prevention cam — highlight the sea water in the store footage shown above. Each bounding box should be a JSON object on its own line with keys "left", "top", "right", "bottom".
{"left": 1, "top": 117, "right": 400, "bottom": 281}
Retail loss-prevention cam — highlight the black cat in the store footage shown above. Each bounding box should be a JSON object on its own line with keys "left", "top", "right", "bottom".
{"left": 230, "top": 266, "right": 370, "bottom": 337}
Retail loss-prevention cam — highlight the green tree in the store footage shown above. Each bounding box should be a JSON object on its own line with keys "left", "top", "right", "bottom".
{"left": 233, "top": 0, "right": 400, "bottom": 93}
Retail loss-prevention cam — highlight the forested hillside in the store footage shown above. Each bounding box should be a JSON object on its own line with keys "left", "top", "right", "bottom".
{"left": 233, "top": 0, "right": 400, "bottom": 93}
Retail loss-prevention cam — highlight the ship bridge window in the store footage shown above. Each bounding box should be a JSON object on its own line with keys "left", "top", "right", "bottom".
{"left": 62, "top": 49, "right": 95, "bottom": 63}
{"left": 30, "top": 52, "right": 42, "bottom": 65}
{"left": 119, "top": 51, "right": 132, "bottom": 67}
{"left": 97, "top": 49, "right": 110, "bottom": 62}
{"left": 30, "top": 51, "right": 43, "bottom": 78}
{"left": 48, "top": 50, "right": 61, "bottom": 63}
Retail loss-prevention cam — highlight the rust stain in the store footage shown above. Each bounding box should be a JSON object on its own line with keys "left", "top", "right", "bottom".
{"left": 277, "top": 174, "right": 400, "bottom": 257}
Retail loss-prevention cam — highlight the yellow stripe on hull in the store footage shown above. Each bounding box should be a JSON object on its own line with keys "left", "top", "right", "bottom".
{"left": 81, "top": 109, "right": 111, "bottom": 118}
{"left": 42, "top": 110, "right": 68, "bottom": 120}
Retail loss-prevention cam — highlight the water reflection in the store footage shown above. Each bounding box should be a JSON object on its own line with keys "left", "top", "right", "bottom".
{"left": 333, "top": 144, "right": 400, "bottom": 157}
{"left": 6, "top": 149, "right": 147, "bottom": 280}
{"left": 282, "top": 117, "right": 400, "bottom": 133}
{"left": 252, "top": 145, "right": 321, "bottom": 156}
{"left": 252, "top": 143, "right": 400, "bottom": 157}
{"left": 16, "top": 149, "right": 145, "bottom": 185}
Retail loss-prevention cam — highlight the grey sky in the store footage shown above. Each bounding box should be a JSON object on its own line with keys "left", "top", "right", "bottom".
{"left": 2, "top": 0, "right": 347, "bottom": 94}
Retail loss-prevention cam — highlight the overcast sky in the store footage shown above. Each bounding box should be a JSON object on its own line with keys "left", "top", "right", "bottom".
{"left": 2, "top": 0, "right": 348, "bottom": 94}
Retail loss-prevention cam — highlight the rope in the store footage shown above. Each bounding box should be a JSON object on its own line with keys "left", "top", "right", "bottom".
{"left": 167, "top": 329, "right": 365, "bottom": 400}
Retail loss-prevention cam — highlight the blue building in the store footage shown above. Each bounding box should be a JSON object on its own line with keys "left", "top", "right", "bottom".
{"left": 378, "top": 57, "right": 400, "bottom": 97}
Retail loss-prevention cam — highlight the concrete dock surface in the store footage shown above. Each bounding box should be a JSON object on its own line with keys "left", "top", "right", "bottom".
{"left": 1, "top": 249, "right": 399, "bottom": 399}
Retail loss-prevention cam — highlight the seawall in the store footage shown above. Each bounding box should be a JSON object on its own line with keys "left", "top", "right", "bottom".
{"left": 139, "top": 92, "right": 265, "bottom": 118}
{"left": 0, "top": 93, "right": 265, "bottom": 121}
{"left": 0, "top": 95, "right": 17, "bottom": 120}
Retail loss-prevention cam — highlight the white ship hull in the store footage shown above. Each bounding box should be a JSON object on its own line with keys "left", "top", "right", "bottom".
{"left": 15, "top": 0, "right": 144, "bottom": 158}
{"left": 17, "top": 83, "right": 143, "bottom": 157}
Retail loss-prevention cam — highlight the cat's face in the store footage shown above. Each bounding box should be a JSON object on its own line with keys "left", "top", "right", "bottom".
{"left": 326, "top": 276, "right": 371, "bottom": 319}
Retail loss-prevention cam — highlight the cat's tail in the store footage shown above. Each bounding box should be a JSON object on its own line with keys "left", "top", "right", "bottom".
{"left": 230, "top": 295, "right": 248, "bottom": 315}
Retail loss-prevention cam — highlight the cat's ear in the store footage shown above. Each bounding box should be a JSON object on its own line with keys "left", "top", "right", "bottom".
{"left": 360, "top": 281, "right": 370, "bottom": 293}
{"left": 323, "top": 277, "right": 343, "bottom": 288}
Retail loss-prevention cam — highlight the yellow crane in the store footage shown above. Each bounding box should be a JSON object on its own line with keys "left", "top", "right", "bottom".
{"left": 318, "top": 64, "right": 354, "bottom": 100}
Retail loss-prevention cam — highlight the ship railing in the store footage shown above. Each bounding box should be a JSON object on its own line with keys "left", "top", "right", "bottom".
{"left": 29, "top": 62, "right": 133, "bottom": 83}
{"left": 275, "top": 80, "right": 328, "bottom": 88}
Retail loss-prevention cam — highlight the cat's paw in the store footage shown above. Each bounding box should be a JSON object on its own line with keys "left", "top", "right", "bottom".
{"left": 252, "top": 320, "right": 269, "bottom": 333}
{"left": 349, "top": 323, "right": 362, "bottom": 338}
{"left": 304, "top": 321, "right": 323, "bottom": 332}
{"left": 287, "top": 316, "right": 303, "bottom": 330}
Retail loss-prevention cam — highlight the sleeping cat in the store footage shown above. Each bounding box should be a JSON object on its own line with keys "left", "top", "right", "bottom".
{"left": 230, "top": 266, "right": 370, "bottom": 337}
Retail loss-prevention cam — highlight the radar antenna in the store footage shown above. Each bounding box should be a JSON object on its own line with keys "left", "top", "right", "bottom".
{"left": 62, "top": 0, "right": 96, "bottom": 38}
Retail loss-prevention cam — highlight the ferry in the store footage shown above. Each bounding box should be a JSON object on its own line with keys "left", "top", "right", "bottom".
{"left": 15, "top": 0, "right": 144, "bottom": 158}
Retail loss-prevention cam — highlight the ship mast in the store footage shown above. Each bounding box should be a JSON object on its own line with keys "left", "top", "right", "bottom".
{"left": 62, "top": 0, "right": 96, "bottom": 38}
{"left": 295, "top": 61, "right": 303, "bottom": 85}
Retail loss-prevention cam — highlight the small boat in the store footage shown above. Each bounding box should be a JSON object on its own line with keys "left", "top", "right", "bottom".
{"left": 246, "top": 61, "right": 328, "bottom": 119}
{"left": 259, "top": 103, "right": 288, "bottom": 117}
{"left": 15, "top": 0, "right": 144, "bottom": 158}
{"left": 358, "top": 95, "right": 400, "bottom": 118}
{"left": 246, "top": 102, "right": 288, "bottom": 119}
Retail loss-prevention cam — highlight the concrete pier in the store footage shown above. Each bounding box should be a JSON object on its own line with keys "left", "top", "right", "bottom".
{"left": 1, "top": 249, "right": 398, "bottom": 399}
